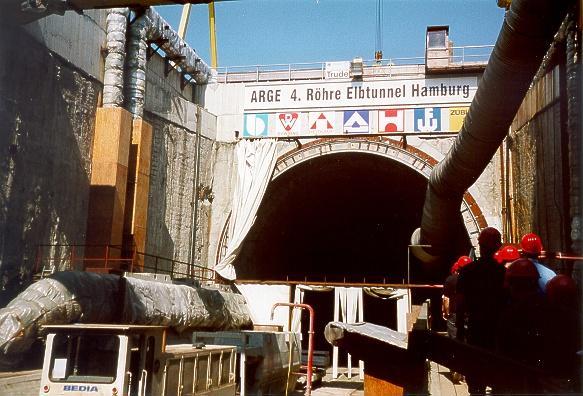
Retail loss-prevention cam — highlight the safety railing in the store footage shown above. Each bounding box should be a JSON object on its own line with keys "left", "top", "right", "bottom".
{"left": 212, "top": 45, "right": 494, "bottom": 83}
{"left": 33, "top": 244, "right": 216, "bottom": 283}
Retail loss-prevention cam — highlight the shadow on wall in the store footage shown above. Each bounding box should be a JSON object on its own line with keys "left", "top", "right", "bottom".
{"left": 0, "top": 24, "right": 100, "bottom": 306}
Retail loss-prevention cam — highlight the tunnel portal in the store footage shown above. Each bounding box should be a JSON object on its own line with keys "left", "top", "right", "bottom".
{"left": 234, "top": 142, "right": 467, "bottom": 284}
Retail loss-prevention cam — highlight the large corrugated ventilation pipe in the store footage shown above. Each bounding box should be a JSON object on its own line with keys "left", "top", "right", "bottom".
{"left": 126, "top": 7, "right": 211, "bottom": 118}
{"left": 411, "top": 0, "right": 573, "bottom": 263}
{"left": 103, "top": 8, "right": 129, "bottom": 107}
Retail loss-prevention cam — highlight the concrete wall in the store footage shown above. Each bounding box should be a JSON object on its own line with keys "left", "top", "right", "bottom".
{"left": 0, "top": 10, "right": 223, "bottom": 301}
{"left": 22, "top": 10, "right": 107, "bottom": 82}
{"left": 144, "top": 55, "right": 220, "bottom": 272}
{"left": 0, "top": 16, "right": 104, "bottom": 305}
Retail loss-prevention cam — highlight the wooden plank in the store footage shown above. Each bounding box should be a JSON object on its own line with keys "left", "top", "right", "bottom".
{"left": 364, "top": 372, "right": 403, "bottom": 396}
{"left": 86, "top": 107, "right": 132, "bottom": 258}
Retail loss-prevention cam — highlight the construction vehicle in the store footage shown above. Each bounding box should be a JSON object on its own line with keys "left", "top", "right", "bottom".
{"left": 39, "top": 324, "right": 237, "bottom": 396}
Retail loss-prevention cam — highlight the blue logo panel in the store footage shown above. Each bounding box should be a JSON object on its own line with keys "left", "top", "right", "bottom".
{"left": 343, "top": 110, "right": 369, "bottom": 134}
{"left": 414, "top": 108, "right": 441, "bottom": 132}
{"left": 244, "top": 114, "right": 269, "bottom": 137}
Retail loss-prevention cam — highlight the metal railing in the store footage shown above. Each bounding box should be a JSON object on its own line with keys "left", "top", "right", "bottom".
{"left": 34, "top": 244, "right": 216, "bottom": 283}
{"left": 212, "top": 45, "right": 494, "bottom": 83}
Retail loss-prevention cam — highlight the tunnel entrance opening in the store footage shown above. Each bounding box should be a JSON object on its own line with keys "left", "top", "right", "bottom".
{"left": 236, "top": 151, "right": 431, "bottom": 283}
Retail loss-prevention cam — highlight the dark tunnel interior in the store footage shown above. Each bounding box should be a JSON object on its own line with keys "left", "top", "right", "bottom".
{"left": 235, "top": 151, "right": 462, "bottom": 285}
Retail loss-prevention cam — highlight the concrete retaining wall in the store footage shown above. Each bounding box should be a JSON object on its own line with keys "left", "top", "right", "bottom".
{"left": 0, "top": 22, "right": 102, "bottom": 305}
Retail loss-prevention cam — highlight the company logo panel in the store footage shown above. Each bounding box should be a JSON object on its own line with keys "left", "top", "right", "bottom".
{"left": 413, "top": 107, "right": 441, "bottom": 132}
{"left": 448, "top": 107, "right": 469, "bottom": 132}
{"left": 308, "top": 111, "right": 338, "bottom": 135}
{"left": 274, "top": 112, "right": 310, "bottom": 135}
{"left": 243, "top": 113, "right": 269, "bottom": 137}
{"left": 343, "top": 110, "right": 370, "bottom": 134}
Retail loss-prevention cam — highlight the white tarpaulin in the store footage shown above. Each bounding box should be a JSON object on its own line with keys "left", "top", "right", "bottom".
{"left": 214, "top": 139, "right": 280, "bottom": 280}
{"left": 333, "top": 287, "right": 364, "bottom": 379}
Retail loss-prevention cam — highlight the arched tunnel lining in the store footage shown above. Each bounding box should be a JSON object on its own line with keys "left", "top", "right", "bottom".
{"left": 236, "top": 150, "right": 471, "bottom": 283}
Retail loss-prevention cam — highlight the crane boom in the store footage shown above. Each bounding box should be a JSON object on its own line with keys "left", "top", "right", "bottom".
{"left": 179, "top": 1, "right": 218, "bottom": 67}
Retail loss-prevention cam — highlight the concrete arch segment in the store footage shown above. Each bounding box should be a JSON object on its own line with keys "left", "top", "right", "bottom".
{"left": 273, "top": 138, "right": 487, "bottom": 247}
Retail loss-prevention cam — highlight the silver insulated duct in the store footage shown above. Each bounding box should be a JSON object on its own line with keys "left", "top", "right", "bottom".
{"left": 126, "top": 7, "right": 211, "bottom": 118}
{"left": 412, "top": 0, "right": 573, "bottom": 262}
{"left": 103, "top": 8, "right": 129, "bottom": 107}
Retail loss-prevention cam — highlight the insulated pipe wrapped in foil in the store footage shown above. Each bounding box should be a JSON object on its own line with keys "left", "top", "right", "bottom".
{"left": 0, "top": 272, "right": 252, "bottom": 366}
{"left": 121, "top": 276, "right": 252, "bottom": 331}
{"left": 144, "top": 8, "right": 211, "bottom": 83}
{"left": 125, "top": 8, "right": 211, "bottom": 117}
{"left": 0, "top": 272, "right": 121, "bottom": 361}
{"left": 125, "top": 12, "right": 151, "bottom": 117}
{"left": 413, "top": 0, "right": 573, "bottom": 261}
{"left": 103, "top": 8, "right": 129, "bottom": 107}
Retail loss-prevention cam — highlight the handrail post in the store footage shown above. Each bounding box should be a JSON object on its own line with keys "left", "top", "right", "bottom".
{"left": 105, "top": 245, "right": 110, "bottom": 270}
{"left": 271, "top": 302, "right": 315, "bottom": 396}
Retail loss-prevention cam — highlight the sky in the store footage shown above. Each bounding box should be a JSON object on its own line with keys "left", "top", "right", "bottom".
{"left": 154, "top": 0, "right": 506, "bottom": 68}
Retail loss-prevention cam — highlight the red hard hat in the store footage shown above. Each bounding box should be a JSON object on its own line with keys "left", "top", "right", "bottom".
{"left": 546, "top": 274, "right": 577, "bottom": 306}
{"left": 494, "top": 250, "right": 502, "bottom": 264}
{"left": 506, "top": 258, "right": 540, "bottom": 279}
{"left": 457, "top": 256, "right": 473, "bottom": 268}
{"left": 521, "top": 233, "right": 543, "bottom": 255}
{"left": 499, "top": 245, "right": 520, "bottom": 263}
{"left": 451, "top": 256, "right": 472, "bottom": 274}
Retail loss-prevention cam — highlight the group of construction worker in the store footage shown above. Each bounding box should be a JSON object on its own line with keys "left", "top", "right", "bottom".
{"left": 442, "top": 227, "right": 580, "bottom": 395}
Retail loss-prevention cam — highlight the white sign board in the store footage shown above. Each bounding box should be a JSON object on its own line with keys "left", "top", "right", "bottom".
{"left": 244, "top": 77, "right": 478, "bottom": 112}
{"left": 325, "top": 61, "right": 351, "bottom": 80}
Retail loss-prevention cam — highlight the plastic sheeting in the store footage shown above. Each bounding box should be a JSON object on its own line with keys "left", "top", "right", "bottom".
{"left": 215, "top": 140, "right": 280, "bottom": 280}
{"left": 0, "top": 271, "right": 252, "bottom": 366}
{"left": 121, "top": 276, "right": 252, "bottom": 331}
{"left": 0, "top": 272, "right": 120, "bottom": 361}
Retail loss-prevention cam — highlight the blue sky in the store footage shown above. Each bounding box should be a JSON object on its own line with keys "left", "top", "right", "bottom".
{"left": 155, "top": 0, "right": 505, "bottom": 67}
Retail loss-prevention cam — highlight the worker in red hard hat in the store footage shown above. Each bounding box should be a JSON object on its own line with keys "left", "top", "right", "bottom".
{"left": 456, "top": 227, "right": 505, "bottom": 395}
{"left": 443, "top": 256, "right": 472, "bottom": 331}
{"left": 520, "top": 233, "right": 556, "bottom": 293}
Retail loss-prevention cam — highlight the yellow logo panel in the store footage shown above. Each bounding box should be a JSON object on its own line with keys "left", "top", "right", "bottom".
{"left": 449, "top": 107, "right": 469, "bottom": 132}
